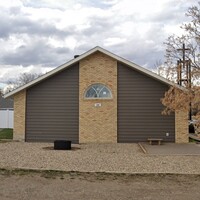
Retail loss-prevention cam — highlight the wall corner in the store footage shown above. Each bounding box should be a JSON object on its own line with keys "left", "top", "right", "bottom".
{"left": 175, "top": 110, "right": 188, "bottom": 143}
{"left": 13, "top": 90, "right": 26, "bottom": 141}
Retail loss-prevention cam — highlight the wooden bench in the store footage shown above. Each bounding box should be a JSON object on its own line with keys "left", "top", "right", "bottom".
{"left": 147, "top": 138, "right": 163, "bottom": 145}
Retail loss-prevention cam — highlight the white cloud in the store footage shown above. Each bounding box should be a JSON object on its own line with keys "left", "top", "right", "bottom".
{"left": 0, "top": 0, "right": 198, "bottom": 84}
{"left": 0, "top": 64, "right": 53, "bottom": 83}
{"left": 0, "top": 0, "right": 22, "bottom": 8}
{"left": 104, "top": 37, "right": 127, "bottom": 46}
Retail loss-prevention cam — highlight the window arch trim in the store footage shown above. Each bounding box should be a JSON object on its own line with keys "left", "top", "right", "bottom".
{"left": 84, "top": 83, "right": 113, "bottom": 99}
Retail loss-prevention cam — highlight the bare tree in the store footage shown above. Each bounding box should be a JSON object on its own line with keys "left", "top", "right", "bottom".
{"left": 158, "top": 2, "right": 200, "bottom": 82}
{"left": 17, "top": 73, "right": 41, "bottom": 85}
{"left": 4, "top": 72, "right": 41, "bottom": 94}
{"left": 161, "top": 2, "right": 200, "bottom": 130}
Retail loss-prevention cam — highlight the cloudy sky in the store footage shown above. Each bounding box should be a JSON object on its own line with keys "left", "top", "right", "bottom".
{"left": 0, "top": 0, "right": 197, "bottom": 86}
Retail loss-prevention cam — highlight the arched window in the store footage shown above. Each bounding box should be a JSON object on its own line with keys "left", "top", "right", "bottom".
{"left": 85, "top": 84, "right": 112, "bottom": 99}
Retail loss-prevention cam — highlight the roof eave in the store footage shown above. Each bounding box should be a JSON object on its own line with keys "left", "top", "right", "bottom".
{"left": 3, "top": 46, "right": 186, "bottom": 98}
{"left": 96, "top": 47, "right": 186, "bottom": 90}
{"left": 4, "top": 47, "right": 100, "bottom": 98}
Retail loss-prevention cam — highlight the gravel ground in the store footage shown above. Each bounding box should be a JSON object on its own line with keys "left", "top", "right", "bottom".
{"left": 0, "top": 142, "right": 200, "bottom": 174}
{"left": 0, "top": 172, "right": 200, "bottom": 200}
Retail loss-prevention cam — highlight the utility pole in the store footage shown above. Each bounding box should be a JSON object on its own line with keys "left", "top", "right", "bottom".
{"left": 177, "top": 43, "right": 191, "bottom": 87}
{"left": 177, "top": 43, "right": 192, "bottom": 120}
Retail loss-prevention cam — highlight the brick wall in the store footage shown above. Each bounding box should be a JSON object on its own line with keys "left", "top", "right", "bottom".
{"left": 79, "top": 52, "right": 117, "bottom": 143}
{"left": 12, "top": 51, "right": 188, "bottom": 144}
{"left": 14, "top": 90, "right": 26, "bottom": 140}
{"left": 175, "top": 110, "right": 188, "bottom": 143}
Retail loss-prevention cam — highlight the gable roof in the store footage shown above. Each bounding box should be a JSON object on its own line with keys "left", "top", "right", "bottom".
{"left": 4, "top": 46, "right": 185, "bottom": 98}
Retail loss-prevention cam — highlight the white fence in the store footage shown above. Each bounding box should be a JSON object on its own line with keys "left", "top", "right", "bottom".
{"left": 0, "top": 109, "right": 13, "bottom": 128}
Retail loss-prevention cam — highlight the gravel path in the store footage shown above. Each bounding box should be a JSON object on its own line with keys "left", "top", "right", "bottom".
{"left": 0, "top": 142, "right": 200, "bottom": 174}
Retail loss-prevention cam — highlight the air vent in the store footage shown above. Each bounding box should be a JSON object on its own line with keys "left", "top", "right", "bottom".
{"left": 74, "top": 55, "right": 79, "bottom": 58}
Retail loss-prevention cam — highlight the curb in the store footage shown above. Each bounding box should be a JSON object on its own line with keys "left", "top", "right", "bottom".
{"left": 138, "top": 143, "right": 147, "bottom": 154}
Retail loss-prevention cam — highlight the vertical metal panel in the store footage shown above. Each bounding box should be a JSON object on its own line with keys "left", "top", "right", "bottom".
{"left": 26, "top": 64, "right": 79, "bottom": 143}
{"left": 117, "top": 62, "right": 175, "bottom": 143}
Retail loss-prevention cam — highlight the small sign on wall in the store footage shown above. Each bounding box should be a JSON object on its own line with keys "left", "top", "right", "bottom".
{"left": 94, "top": 103, "right": 101, "bottom": 107}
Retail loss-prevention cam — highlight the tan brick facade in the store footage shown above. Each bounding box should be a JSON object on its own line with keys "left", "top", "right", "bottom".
{"left": 14, "top": 90, "right": 26, "bottom": 140}
{"left": 79, "top": 52, "right": 117, "bottom": 143}
{"left": 12, "top": 51, "right": 188, "bottom": 144}
{"left": 175, "top": 110, "right": 188, "bottom": 143}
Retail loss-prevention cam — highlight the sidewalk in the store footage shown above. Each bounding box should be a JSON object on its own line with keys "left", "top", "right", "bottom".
{"left": 140, "top": 143, "right": 200, "bottom": 155}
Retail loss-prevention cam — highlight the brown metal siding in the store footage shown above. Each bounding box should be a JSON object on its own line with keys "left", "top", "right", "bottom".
{"left": 26, "top": 64, "right": 79, "bottom": 143}
{"left": 117, "top": 62, "right": 175, "bottom": 143}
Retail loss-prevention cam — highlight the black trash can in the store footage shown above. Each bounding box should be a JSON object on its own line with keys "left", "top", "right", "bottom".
{"left": 54, "top": 140, "right": 71, "bottom": 150}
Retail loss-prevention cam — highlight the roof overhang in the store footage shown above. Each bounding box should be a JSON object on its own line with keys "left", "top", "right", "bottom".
{"left": 4, "top": 46, "right": 186, "bottom": 98}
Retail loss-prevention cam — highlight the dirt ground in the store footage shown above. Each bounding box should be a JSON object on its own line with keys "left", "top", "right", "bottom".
{"left": 0, "top": 170, "right": 200, "bottom": 200}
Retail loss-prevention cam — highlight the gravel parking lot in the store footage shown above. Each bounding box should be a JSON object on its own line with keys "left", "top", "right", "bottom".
{"left": 0, "top": 142, "right": 200, "bottom": 174}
